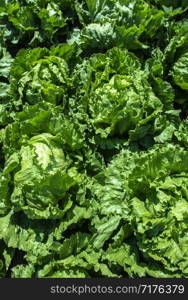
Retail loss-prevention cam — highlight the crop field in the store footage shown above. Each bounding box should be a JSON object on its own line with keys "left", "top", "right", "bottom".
{"left": 0, "top": 0, "right": 188, "bottom": 278}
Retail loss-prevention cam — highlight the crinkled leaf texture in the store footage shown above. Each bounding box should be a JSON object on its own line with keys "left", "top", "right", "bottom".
{"left": 1, "top": 0, "right": 188, "bottom": 278}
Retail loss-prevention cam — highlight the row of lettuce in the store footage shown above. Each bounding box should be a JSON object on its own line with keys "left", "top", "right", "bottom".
{"left": 0, "top": 0, "right": 188, "bottom": 277}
